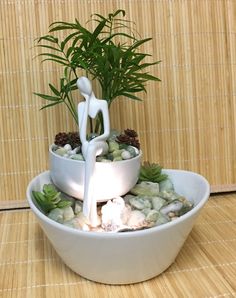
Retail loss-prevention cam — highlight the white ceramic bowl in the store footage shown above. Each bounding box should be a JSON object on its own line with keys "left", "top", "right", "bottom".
{"left": 27, "top": 169, "right": 210, "bottom": 285}
{"left": 49, "top": 146, "right": 141, "bottom": 201}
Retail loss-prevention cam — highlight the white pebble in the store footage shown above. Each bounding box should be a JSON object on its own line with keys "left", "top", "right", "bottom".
{"left": 64, "top": 144, "right": 72, "bottom": 151}
{"left": 121, "top": 150, "right": 132, "bottom": 160}
{"left": 68, "top": 150, "right": 74, "bottom": 156}
{"left": 133, "top": 146, "right": 139, "bottom": 155}
{"left": 62, "top": 206, "right": 75, "bottom": 221}
{"left": 73, "top": 147, "right": 80, "bottom": 154}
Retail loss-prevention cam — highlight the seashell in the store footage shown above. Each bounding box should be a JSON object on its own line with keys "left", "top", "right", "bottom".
{"left": 130, "top": 181, "right": 159, "bottom": 197}
{"left": 159, "top": 178, "right": 174, "bottom": 192}
{"left": 152, "top": 197, "right": 166, "bottom": 210}
{"left": 129, "top": 196, "right": 152, "bottom": 210}
{"left": 127, "top": 210, "right": 146, "bottom": 228}
{"left": 62, "top": 206, "right": 75, "bottom": 221}
{"left": 48, "top": 208, "right": 64, "bottom": 223}
{"left": 101, "top": 197, "right": 131, "bottom": 231}
{"left": 160, "top": 200, "right": 183, "bottom": 215}
{"left": 146, "top": 210, "right": 160, "bottom": 222}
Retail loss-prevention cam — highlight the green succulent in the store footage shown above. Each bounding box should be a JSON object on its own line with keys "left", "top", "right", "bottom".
{"left": 32, "top": 184, "right": 72, "bottom": 214}
{"left": 139, "top": 162, "right": 168, "bottom": 183}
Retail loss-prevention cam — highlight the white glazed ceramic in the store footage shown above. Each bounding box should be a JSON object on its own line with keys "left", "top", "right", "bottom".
{"left": 49, "top": 146, "right": 141, "bottom": 202}
{"left": 27, "top": 169, "right": 210, "bottom": 285}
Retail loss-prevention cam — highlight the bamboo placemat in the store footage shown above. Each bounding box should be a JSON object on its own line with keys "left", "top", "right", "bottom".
{"left": 0, "top": 193, "right": 235, "bottom": 297}
{"left": 1, "top": 0, "right": 236, "bottom": 207}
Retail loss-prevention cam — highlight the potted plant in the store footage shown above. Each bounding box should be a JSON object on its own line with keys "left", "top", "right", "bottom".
{"left": 34, "top": 9, "right": 161, "bottom": 201}
{"left": 27, "top": 10, "right": 210, "bottom": 283}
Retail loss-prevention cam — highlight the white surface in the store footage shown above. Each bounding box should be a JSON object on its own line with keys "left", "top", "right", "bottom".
{"left": 27, "top": 169, "right": 210, "bottom": 284}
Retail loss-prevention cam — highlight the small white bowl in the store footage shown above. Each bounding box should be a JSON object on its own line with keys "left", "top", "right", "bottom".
{"left": 49, "top": 146, "right": 141, "bottom": 202}
{"left": 27, "top": 169, "right": 210, "bottom": 285}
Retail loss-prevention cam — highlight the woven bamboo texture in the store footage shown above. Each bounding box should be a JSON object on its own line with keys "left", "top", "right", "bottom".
{"left": 1, "top": 0, "right": 236, "bottom": 207}
{"left": 0, "top": 193, "right": 235, "bottom": 297}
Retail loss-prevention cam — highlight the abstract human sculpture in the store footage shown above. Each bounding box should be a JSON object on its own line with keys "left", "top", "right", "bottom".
{"left": 77, "top": 76, "right": 110, "bottom": 226}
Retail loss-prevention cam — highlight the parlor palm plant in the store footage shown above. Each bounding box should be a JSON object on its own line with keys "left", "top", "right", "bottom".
{"left": 34, "top": 9, "right": 160, "bottom": 134}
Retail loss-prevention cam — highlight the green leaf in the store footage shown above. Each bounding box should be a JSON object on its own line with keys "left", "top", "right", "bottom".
{"left": 33, "top": 92, "right": 61, "bottom": 101}
{"left": 62, "top": 31, "right": 80, "bottom": 49}
{"left": 49, "top": 23, "right": 75, "bottom": 33}
{"left": 40, "top": 101, "right": 63, "bottom": 110}
{"left": 139, "top": 162, "right": 168, "bottom": 183}
{"left": 34, "top": 9, "right": 162, "bottom": 131}
{"left": 49, "top": 84, "right": 60, "bottom": 96}
{"left": 37, "top": 52, "right": 68, "bottom": 61}
{"left": 57, "top": 200, "right": 72, "bottom": 208}
{"left": 43, "top": 184, "right": 57, "bottom": 195}
{"left": 32, "top": 191, "right": 56, "bottom": 213}
{"left": 41, "top": 58, "right": 69, "bottom": 66}
{"left": 118, "top": 92, "right": 142, "bottom": 100}
{"left": 128, "top": 37, "right": 152, "bottom": 51}
{"left": 90, "top": 19, "right": 107, "bottom": 42}
{"left": 37, "top": 35, "right": 58, "bottom": 43}
{"left": 32, "top": 184, "right": 73, "bottom": 214}
{"left": 34, "top": 92, "right": 61, "bottom": 101}
{"left": 36, "top": 44, "right": 62, "bottom": 52}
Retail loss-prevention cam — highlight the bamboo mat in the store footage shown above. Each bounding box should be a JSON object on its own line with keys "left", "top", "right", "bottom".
{"left": 2, "top": 0, "right": 236, "bottom": 207}
{"left": 0, "top": 194, "right": 235, "bottom": 297}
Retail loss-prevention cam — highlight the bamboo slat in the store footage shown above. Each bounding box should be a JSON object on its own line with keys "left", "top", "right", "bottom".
{"left": 1, "top": 0, "right": 236, "bottom": 206}
{"left": 0, "top": 193, "right": 236, "bottom": 297}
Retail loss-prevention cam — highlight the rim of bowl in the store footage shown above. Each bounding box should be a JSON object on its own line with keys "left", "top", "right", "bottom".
{"left": 27, "top": 169, "right": 210, "bottom": 239}
{"left": 49, "top": 144, "right": 142, "bottom": 164}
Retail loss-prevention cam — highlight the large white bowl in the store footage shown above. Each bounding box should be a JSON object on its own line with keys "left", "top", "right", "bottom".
{"left": 27, "top": 170, "right": 210, "bottom": 285}
{"left": 49, "top": 146, "right": 141, "bottom": 201}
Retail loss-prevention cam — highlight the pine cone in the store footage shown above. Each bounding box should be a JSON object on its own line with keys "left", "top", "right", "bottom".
{"left": 54, "top": 132, "right": 69, "bottom": 147}
{"left": 124, "top": 129, "right": 138, "bottom": 138}
{"left": 116, "top": 134, "right": 131, "bottom": 144}
{"left": 68, "top": 132, "right": 81, "bottom": 149}
{"left": 129, "top": 138, "right": 140, "bottom": 149}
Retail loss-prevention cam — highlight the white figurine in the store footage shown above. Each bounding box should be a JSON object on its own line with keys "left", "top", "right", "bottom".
{"left": 77, "top": 76, "right": 110, "bottom": 227}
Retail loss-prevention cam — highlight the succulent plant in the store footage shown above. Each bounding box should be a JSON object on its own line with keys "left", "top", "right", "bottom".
{"left": 139, "top": 162, "right": 168, "bottom": 183}
{"left": 32, "top": 184, "right": 72, "bottom": 214}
